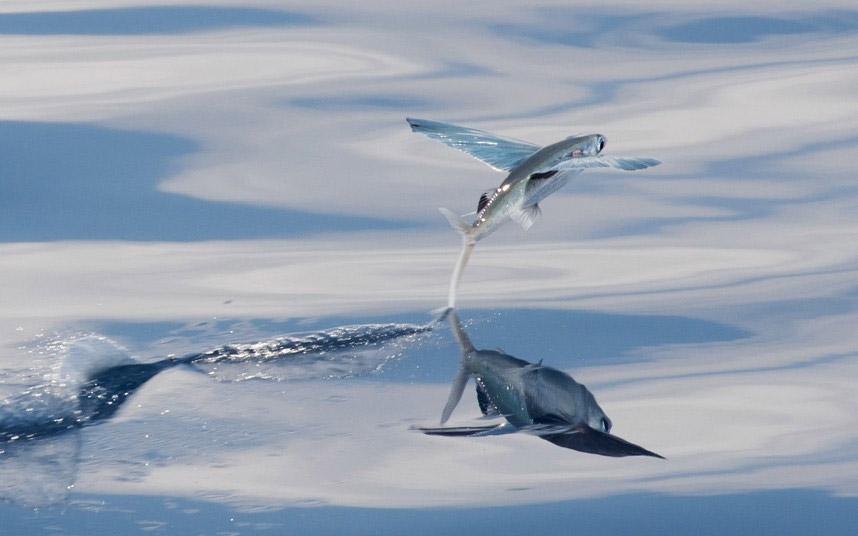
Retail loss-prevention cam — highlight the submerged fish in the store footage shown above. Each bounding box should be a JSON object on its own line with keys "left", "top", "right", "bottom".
{"left": 418, "top": 310, "right": 663, "bottom": 458}
{"left": 406, "top": 117, "right": 660, "bottom": 307}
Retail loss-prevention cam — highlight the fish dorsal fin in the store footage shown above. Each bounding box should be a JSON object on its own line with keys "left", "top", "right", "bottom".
{"left": 510, "top": 204, "right": 541, "bottom": 230}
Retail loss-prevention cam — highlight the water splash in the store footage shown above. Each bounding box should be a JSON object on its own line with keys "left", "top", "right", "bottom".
{"left": 0, "top": 336, "right": 132, "bottom": 443}
{"left": 0, "top": 321, "right": 433, "bottom": 507}
{"left": 0, "top": 323, "right": 433, "bottom": 443}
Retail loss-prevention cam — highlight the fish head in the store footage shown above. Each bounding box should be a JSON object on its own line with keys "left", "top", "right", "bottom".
{"left": 590, "top": 405, "right": 613, "bottom": 433}
{"left": 539, "top": 134, "right": 607, "bottom": 168}
{"left": 575, "top": 382, "right": 612, "bottom": 432}
{"left": 563, "top": 133, "right": 606, "bottom": 157}
{"left": 524, "top": 366, "right": 613, "bottom": 431}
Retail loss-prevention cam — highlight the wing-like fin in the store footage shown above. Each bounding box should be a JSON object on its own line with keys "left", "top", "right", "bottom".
{"left": 510, "top": 204, "right": 541, "bottom": 230}
{"left": 416, "top": 424, "right": 505, "bottom": 436}
{"left": 536, "top": 426, "right": 665, "bottom": 458}
{"left": 407, "top": 117, "right": 540, "bottom": 172}
{"left": 600, "top": 156, "right": 661, "bottom": 170}
{"left": 550, "top": 155, "right": 661, "bottom": 172}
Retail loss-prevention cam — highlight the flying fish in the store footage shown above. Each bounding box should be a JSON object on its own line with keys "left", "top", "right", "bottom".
{"left": 407, "top": 117, "right": 660, "bottom": 307}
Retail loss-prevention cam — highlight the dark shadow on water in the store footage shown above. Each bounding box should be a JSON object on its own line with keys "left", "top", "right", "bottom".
{"left": 0, "top": 6, "right": 317, "bottom": 35}
{"left": 0, "top": 121, "right": 407, "bottom": 241}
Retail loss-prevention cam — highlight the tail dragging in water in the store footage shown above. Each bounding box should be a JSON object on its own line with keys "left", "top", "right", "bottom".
{"left": 406, "top": 117, "right": 661, "bottom": 307}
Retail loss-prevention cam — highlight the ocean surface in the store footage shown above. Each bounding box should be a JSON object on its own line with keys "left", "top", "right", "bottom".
{"left": 2, "top": 1, "right": 858, "bottom": 534}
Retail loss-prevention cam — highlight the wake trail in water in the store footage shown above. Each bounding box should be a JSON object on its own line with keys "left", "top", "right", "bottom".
{"left": 185, "top": 323, "right": 435, "bottom": 381}
{"left": 0, "top": 321, "right": 434, "bottom": 444}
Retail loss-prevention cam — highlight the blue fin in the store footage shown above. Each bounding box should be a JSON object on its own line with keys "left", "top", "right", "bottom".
{"left": 407, "top": 117, "right": 540, "bottom": 172}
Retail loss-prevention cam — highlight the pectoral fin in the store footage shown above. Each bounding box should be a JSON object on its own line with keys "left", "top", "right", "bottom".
{"left": 510, "top": 204, "right": 541, "bottom": 230}
{"left": 406, "top": 118, "right": 540, "bottom": 172}
{"left": 415, "top": 423, "right": 513, "bottom": 437}
{"left": 551, "top": 155, "right": 661, "bottom": 172}
{"left": 536, "top": 426, "right": 665, "bottom": 458}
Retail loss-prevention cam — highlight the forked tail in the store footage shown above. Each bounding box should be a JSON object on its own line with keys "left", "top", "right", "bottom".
{"left": 439, "top": 208, "right": 475, "bottom": 308}
{"left": 441, "top": 309, "right": 472, "bottom": 424}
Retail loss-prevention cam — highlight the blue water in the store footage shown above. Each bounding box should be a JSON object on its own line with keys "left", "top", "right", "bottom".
{"left": 493, "top": 11, "right": 858, "bottom": 47}
{"left": 0, "top": 121, "right": 406, "bottom": 241}
{"left": 658, "top": 13, "right": 858, "bottom": 44}
{"left": 2, "top": 489, "right": 856, "bottom": 536}
{"left": 3, "top": 1, "right": 858, "bottom": 533}
{"left": 0, "top": 6, "right": 316, "bottom": 35}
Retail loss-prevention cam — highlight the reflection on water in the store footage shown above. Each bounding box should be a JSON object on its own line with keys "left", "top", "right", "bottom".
{"left": 0, "top": 322, "right": 432, "bottom": 506}
{"left": 3, "top": 0, "right": 858, "bottom": 532}
{"left": 418, "top": 310, "right": 663, "bottom": 458}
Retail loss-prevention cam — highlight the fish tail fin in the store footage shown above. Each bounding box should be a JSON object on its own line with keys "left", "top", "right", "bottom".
{"left": 440, "top": 309, "right": 475, "bottom": 425}
{"left": 438, "top": 208, "right": 475, "bottom": 245}
{"left": 448, "top": 309, "right": 475, "bottom": 353}
{"left": 448, "top": 242, "right": 473, "bottom": 309}
{"left": 439, "top": 209, "right": 475, "bottom": 309}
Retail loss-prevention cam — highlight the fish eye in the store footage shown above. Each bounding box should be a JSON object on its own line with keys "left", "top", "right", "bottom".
{"left": 597, "top": 137, "right": 606, "bottom": 153}
{"left": 600, "top": 417, "right": 611, "bottom": 433}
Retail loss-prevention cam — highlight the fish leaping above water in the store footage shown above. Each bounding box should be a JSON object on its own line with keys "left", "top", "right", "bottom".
{"left": 406, "top": 117, "right": 660, "bottom": 308}
{"left": 417, "top": 309, "right": 664, "bottom": 458}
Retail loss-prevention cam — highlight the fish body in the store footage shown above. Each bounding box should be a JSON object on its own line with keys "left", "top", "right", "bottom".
{"left": 407, "top": 118, "right": 660, "bottom": 307}
{"left": 421, "top": 310, "right": 664, "bottom": 458}
{"left": 459, "top": 134, "right": 604, "bottom": 244}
